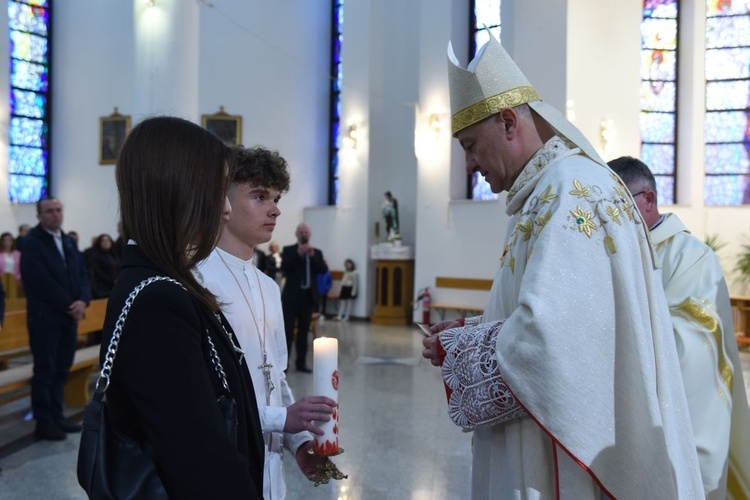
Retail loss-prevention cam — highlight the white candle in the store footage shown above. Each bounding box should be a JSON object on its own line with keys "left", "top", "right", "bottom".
{"left": 313, "top": 337, "right": 339, "bottom": 456}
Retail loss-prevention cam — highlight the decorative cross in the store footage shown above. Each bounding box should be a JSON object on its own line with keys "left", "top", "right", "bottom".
{"left": 259, "top": 352, "right": 275, "bottom": 404}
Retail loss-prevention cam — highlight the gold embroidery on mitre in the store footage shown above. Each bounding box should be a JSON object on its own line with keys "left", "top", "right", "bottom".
{"left": 674, "top": 299, "right": 733, "bottom": 398}
{"left": 452, "top": 86, "right": 541, "bottom": 134}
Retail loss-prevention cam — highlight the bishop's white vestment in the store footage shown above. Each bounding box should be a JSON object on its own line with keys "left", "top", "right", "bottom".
{"left": 197, "top": 248, "right": 312, "bottom": 500}
{"left": 650, "top": 213, "right": 750, "bottom": 499}
{"left": 439, "top": 138, "right": 703, "bottom": 499}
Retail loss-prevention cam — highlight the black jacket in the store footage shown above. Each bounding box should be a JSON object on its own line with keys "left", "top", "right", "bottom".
{"left": 280, "top": 244, "right": 328, "bottom": 303}
{"left": 20, "top": 224, "right": 91, "bottom": 330}
{"left": 101, "top": 246, "right": 264, "bottom": 499}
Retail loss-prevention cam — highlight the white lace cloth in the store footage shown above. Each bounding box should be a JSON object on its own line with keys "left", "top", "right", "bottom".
{"left": 440, "top": 320, "right": 526, "bottom": 431}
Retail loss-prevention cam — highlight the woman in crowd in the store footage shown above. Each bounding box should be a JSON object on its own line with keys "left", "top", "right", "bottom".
{"left": 86, "top": 233, "right": 119, "bottom": 299}
{"left": 0, "top": 231, "right": 22, "bottom": 298}
{"left": 98, "top": 116, "right": 264, "bottom": 498}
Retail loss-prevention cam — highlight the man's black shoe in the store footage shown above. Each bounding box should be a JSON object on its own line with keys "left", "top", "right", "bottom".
{"left": 35, "top": 424, "right": 66, "bottom": 441}
{"left": 57, "top": 421, "right": 83, "bottom": 433}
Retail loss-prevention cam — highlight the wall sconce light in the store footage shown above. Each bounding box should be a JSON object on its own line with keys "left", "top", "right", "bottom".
{"left": 428, "top": 113, "right": 442, "bottom": 139}
{"left": 147, "top": 0, "right": 156, "bottom": 6}
{"left": 343, "top": 122, "right": 358, "bottom": 149}
{"left": 565, "top": 100, "right": 576, "bottom": 122}
{"left": 600, "top": 118, "right": 614, "bottom": 151}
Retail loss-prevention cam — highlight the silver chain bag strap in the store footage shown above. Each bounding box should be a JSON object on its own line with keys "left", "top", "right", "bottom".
{"left": 77, "top": 276, "right": 237, "bottom": 499}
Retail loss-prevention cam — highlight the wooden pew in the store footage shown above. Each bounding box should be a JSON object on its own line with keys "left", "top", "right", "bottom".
{"left": 430, "top": 276, "right": 492, "bottom": 321}
{"left": 0, "top": 298, "right": 107, "bottom": 407}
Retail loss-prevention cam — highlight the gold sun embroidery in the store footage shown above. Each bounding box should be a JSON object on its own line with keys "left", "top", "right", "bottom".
{"left": 605, "top": 205, "right": 622, "bottom": 225}
{"left": 570, "top": 179, "right": 590, "bottom": 198}
{"left": 539, "top": 185, "right": 558, "bottom": 204}
{"left": 570, "top": 206, "right": 597, "bottom": 237}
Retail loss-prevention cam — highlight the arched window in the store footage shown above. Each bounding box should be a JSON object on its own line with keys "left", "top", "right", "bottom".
{"left": 640, "top": 0, "right": 679, "bottom": 205}
{"left": 328, "top": 0, "right": 344, "bottom": 205}
{"left": 704, "top": 0, "right": 750, "bottom": 206}
{"left": 8, "top": 0, "right": 51, "bottom": 203}
{"left": 469, "top": 0, "right": 500, "bottom": 201}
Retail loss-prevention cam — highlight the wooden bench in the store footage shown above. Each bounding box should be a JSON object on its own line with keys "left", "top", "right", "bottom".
{"left": 0, "top": 298, "right": 107, "bottom": 369}
{"left": 430, "top": 277, "right": 492, "bottom": 321}
{"left": 731, "top": 295, "right": 750, "bottom": 349}
{"left": 0, "top": 298, "right": 108, "bottom": 408}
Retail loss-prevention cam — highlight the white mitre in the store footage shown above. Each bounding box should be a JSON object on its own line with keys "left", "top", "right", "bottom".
{"left": 448, "top": 34, "right": 606, "bottom": 168}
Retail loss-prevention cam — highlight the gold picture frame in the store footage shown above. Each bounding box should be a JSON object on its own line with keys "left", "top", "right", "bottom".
{"left": 201, "top": 106, "right": 242, "bottom": 146}
{"left": 99, "top": 108, "right": 131, "bottom": 165}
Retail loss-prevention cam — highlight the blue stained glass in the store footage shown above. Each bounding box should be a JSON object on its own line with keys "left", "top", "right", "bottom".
{"left": 10, "top": 31, "right": 47, "bottom": 63}
{"left": 704, "top": 111, "right": 748, "bottom": 142}
{"left": 705, "top": 144, "right": 750, "bottom": 174}
{"left": 475, "top": 0, "right": 501, "bottom": 27}
{"left": 706, "top": 80, "right": 750, "bottom": 110}
{"left": 9, "top": 145, "right": 46, "bottom": 175}
{"left": 706, "top": 16, "right": 750, "bottom": 48}
{"left": 329, "top": 0, "right": 344, "bottom": 205}
{"left": 641, "top": 144, "right": 676, "bottom": 174}
{"left": 9, "top": 117, "right": 46, "bottom": 147}
{"left": 472, "top": 172, "right": 497, "bottom": 201}
{"left": 643, "top": 0, "right": 678, "bottom": 18}
{"left": 9, "top": 174, "right": 46, "bottom": 203}
{"left": 8, "top": 2, "right": 48, "bottom": 36}
{"left": 22, "top": 0, "right": 49, "bottom": 7}
{"left": 10, "top": 59, "right": 48, "bottom": 91}
{"left": 654, "top": 175, "right": 675, "bottom": 205}
{"left": 10, "top": 89, "right": 45, "bottom": 118}
{"left": 704, "top": 174, "right": 750, "bottom": 205}
{"left": 640, "top": 112, "right": 675, "bottom": 143}
{"left": 707, "top": 0, "right": 750, "bottom": 16}
{"left": 641, "top": 81, "right": 676, "bottom": 112}
{"left": 641, "top": 18, "right": 677, "bottom": 50}
{"left": 640, "top": 49, "right": 677, "bottom": 81}
{"left": 705, "top": 48, "right": 750, "bottom": 80}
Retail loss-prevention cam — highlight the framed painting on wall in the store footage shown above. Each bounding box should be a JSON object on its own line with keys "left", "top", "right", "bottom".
{"left": 99, "top": 108, "right": 131, "bottom": 165}
{"left": 201, "top": 106, "right": 242, "bottom": 145}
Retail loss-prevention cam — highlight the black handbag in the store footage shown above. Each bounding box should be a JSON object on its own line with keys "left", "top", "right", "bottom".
{"left": 77, "top": 277, "right": 238, "bottom": 499}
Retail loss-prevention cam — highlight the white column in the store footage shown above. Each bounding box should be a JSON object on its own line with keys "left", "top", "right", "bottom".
{"left": 133, "top": 0, "right": 199, "bottom": 122}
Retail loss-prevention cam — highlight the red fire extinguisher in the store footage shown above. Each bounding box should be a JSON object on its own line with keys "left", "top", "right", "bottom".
{"left": 421, "top": 287, "right": 431, "bottom": 324}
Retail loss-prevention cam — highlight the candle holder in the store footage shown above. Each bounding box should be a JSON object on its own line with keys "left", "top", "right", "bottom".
{"left": 308, "top": 447, "right": 348, "bottom": 486}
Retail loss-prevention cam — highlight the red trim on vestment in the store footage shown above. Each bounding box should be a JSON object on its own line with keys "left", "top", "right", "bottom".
{"left": 553, "top": 442, "right": 560, "bottom": 500}
{"left": 457, "top": 317, "right": 466, "bottom": 327}
{"left": 504, "top": 384, "right": 616, "bottom": 499}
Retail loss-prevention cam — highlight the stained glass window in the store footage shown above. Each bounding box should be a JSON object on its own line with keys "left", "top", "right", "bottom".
{"left": 468, "top": 0, "right": 501, "bottom": 200}
{"left": 328, "top": 0, "right": 343, "bottom": 205}
{"left": 704, "top": 0, "right": 750, "bottom": 205}
{"left": 8, "top": 0, "right": 50, "bottom": 203}
{"left": 641, "top": 0, "right": 678, "bottom": 205}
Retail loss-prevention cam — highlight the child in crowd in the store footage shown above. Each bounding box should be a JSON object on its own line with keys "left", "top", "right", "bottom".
{"left": 335, "top": 259, "right": 358, "bottom": 321}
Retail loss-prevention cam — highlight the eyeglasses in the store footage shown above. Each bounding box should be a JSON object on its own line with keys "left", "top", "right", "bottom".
{"left": 631, "top": 191, "right": 647, "bottom": 198}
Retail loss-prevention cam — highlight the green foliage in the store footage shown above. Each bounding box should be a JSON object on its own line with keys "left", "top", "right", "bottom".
{"left": 736, "top": 241, "right": 750, "bottom": 284}
{"left": 704, "top": 233, "right": 726, "bottom": 253}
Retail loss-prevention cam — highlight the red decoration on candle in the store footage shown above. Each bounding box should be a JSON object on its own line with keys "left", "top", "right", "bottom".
{"left": 313, "top": 438, "right": 339, "bottom": 456}
{"left": 331, "top": 369, "right": 339, "bottom": 390}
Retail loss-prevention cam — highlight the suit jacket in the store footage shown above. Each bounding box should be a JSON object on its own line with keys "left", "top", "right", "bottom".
{"left": 102, "top": 246, "right": 264, "bottom": 499}
{"left": 280, "top": 244, "right": 327, "bottom": 303}
{"left": 20, "top": 224, "right": 91, "bottom": 330}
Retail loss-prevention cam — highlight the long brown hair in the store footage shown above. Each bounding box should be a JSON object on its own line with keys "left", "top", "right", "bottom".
{"left": 116, "top": 116, "right": 229, "bottom": 311}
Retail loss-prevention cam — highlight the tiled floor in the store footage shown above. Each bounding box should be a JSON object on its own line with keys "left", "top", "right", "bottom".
{"left": 0, "top": 320, "right": 748, "bottom": 500}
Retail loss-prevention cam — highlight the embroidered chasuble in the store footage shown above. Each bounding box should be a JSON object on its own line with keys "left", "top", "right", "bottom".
{"left": 650, "top": 213, "right": 750, "bottom": 499}
{"left": 197, "top": 248, "right": 312, "bottom": 500}
{"left": 439, "top": 138, "right": 703, "bottom": 499}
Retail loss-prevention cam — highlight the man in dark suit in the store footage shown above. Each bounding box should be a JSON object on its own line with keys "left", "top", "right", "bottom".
{"left": 281, "top": 223, "right": 327, "bottom": 372}
{"left": 21, "top": 198, "right": 91, "bottom": 440}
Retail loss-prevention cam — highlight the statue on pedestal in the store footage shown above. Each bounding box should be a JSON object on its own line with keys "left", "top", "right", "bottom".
{"left": 381, "top": 191, "right": 400, "bottom": 242}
